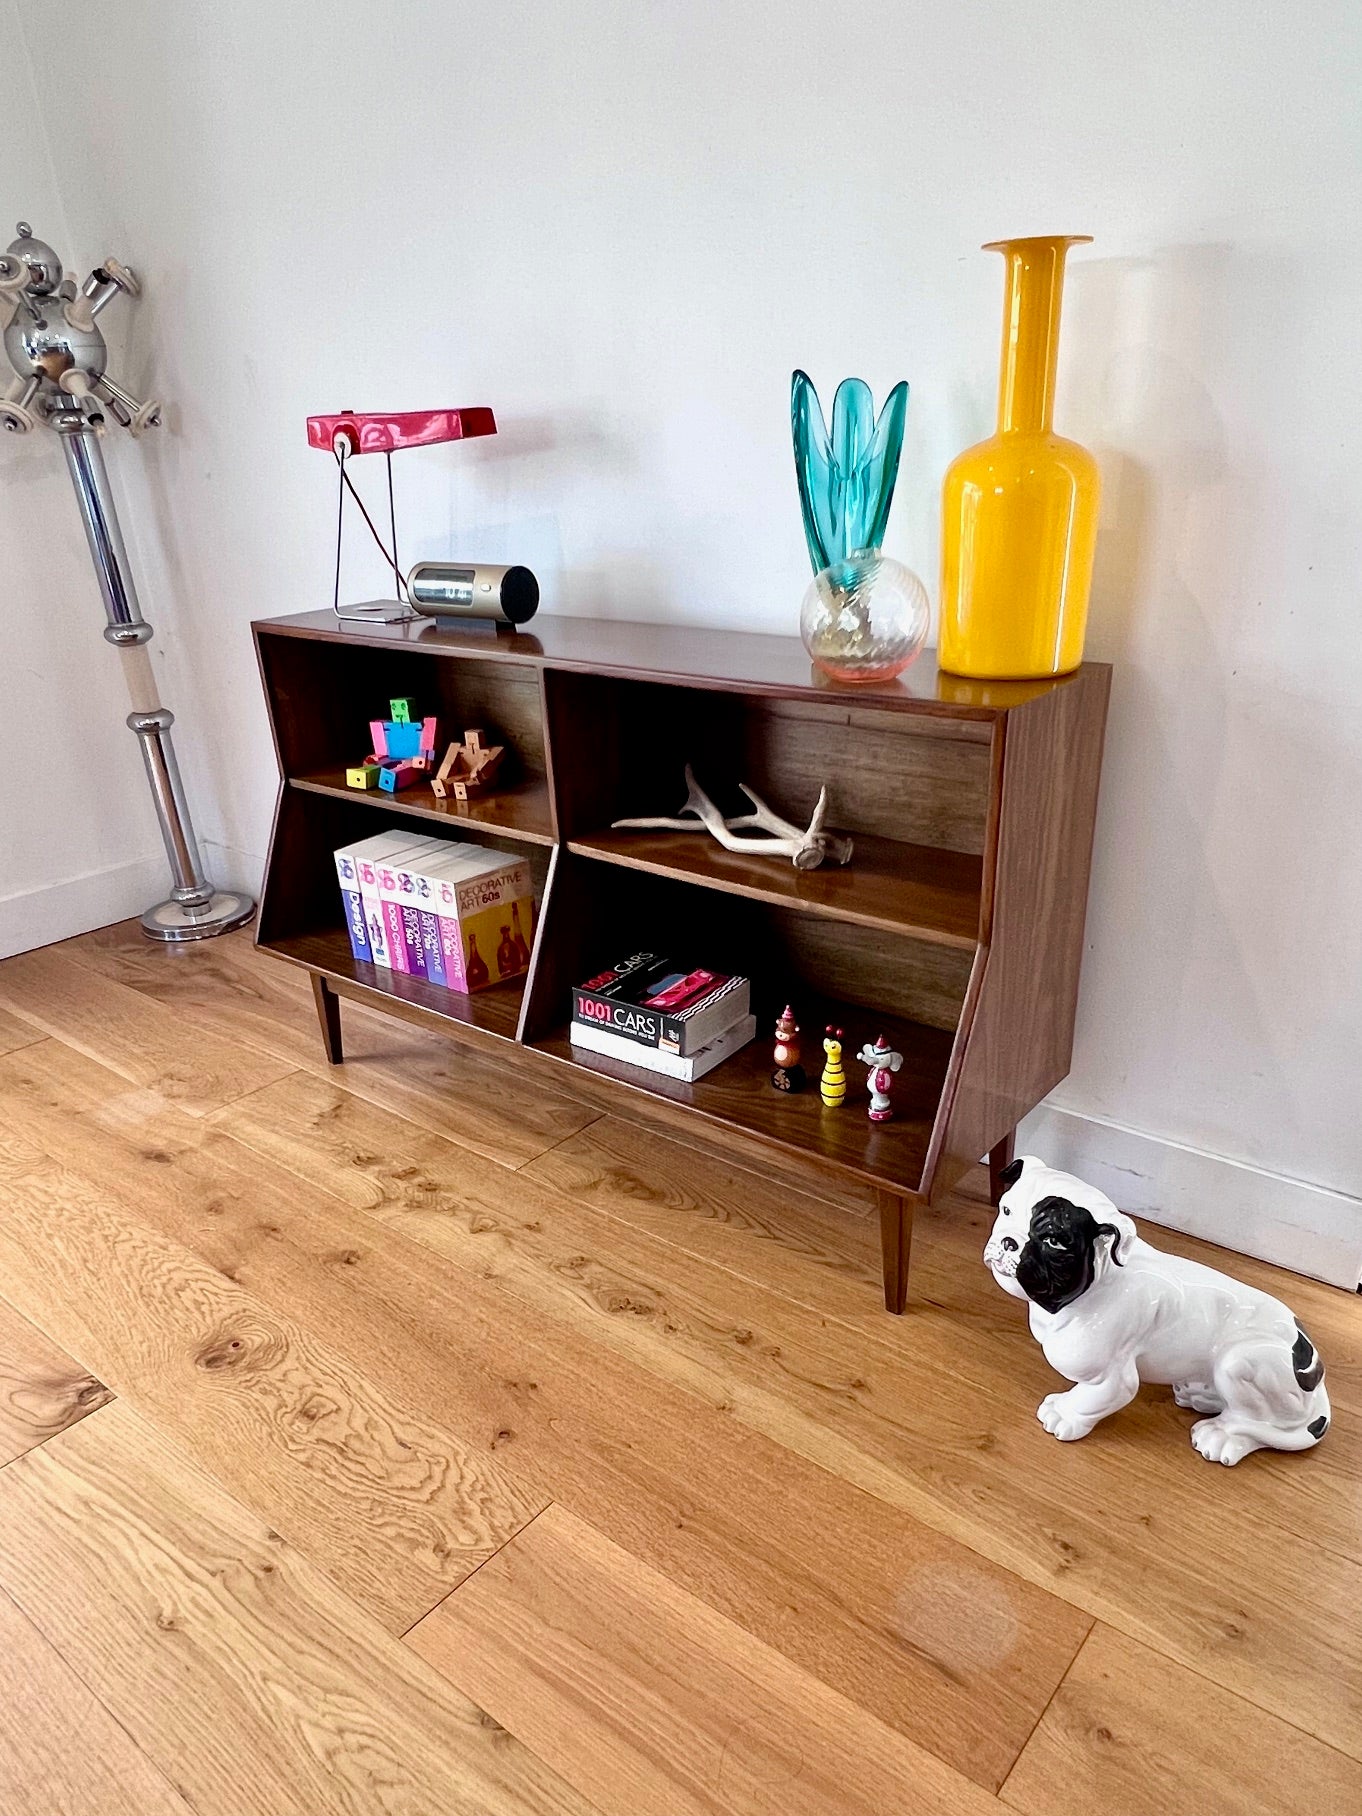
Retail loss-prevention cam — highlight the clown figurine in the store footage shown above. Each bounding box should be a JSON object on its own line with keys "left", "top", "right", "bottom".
{"left": 771, "top": 1005, "right": 806, "bottom": 1093}
{"left": 857, "top": 1034, "right": 903, "bottom": 1122}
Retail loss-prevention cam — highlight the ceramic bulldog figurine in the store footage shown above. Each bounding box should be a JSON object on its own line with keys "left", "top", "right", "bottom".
{"left": 984, "top": 1155, "right": 1330, "bottom": 1466}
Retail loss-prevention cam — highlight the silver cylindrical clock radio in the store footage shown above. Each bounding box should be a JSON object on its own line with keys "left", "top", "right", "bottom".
{"left": 407, "top": 561, "right": 540, "bottom": 625}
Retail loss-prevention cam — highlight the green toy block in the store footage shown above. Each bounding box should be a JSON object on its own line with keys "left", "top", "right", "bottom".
{"left": 389, "top": 697, "right": 413, "bottom": 724}
{"left": 346, "top": 763, "right": 381, "bottom": 790}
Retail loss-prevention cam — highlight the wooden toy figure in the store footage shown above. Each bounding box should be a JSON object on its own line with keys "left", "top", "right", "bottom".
{"left": 771, "top": 1005, "right": 807, "bottom": 1093}
{"left": 431, "top": 728, "right": 506, "bottom": 801}
{"left": 820, "top": 1026, "right": 846, "bottom": 1107}
{"left": 857, "top": 1035, "right": 904, "bottom": 1122}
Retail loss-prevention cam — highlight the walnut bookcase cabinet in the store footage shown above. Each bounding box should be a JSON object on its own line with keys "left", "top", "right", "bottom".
{"left": 253, "top": 610, "right": 1110, "bottom": 1313}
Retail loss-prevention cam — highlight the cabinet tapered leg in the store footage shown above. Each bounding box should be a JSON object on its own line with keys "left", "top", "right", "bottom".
{"left": 988, "top": 1130, "right": 1017, "bottom": 1205}
{"left": 876, "top": 1189, "right": 913, "bottom": 1314}
{"left": 312, "top": 975, "right": 343, "bottom": 1064}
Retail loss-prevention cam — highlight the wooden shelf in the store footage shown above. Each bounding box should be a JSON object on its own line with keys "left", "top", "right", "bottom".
{"left": 531, "top": 1005, "right": 955, "bottom": 1196}
{"left": 262, "top": 926, "right": 524, "bottom": 1042}
{"left": 289, "top": 771, "right": 556, "bottom": 846}
{"left": 567, "top": 828, "right": 982, "bottom": 948}
{"left": 253, "top": 609, "right": 1111, "bottom": 1312}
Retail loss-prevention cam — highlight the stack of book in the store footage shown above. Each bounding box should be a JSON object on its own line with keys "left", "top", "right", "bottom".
{"left": 334, "top": 831, "right": 534, "bottom": 993}
{"left": 570, "top": 952, "right": 754, "bottom": 1081}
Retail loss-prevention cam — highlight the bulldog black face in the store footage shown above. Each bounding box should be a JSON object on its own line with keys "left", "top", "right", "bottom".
{"left": 1015, "top": 1195, "right": 1124, "bottom": 1314}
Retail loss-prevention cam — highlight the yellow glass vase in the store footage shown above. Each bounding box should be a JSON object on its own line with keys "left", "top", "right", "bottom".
{"left": 939, "top": 235, "right": 1099, "bottom": 679}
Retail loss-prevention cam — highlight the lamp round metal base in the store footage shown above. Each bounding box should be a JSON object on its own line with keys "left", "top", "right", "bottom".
{"left": 140, "top": 890, "right": 256, "bottom": 943}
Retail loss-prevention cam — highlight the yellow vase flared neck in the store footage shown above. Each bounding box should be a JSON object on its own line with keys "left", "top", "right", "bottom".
{"left": 984, "top": 234, "right": 1090, "bottom": 436}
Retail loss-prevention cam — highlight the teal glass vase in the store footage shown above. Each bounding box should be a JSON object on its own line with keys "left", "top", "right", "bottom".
{"left": 790, "top": 371, "right": 928, "bottom": 682}
{"left": 791, "top": 371, "right": 908, "bottom": 572}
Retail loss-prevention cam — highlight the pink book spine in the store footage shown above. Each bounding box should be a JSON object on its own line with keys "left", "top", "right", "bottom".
{"left": 437, "top": 915, "right": 467, "bottom": 991}
{"left": 381, "top": 901, "right": 410, "bottom": 973}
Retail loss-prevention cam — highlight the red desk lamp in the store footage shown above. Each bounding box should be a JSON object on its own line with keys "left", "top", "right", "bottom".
{"left": 308, "top": 407, "right": 496, "bottom": 623}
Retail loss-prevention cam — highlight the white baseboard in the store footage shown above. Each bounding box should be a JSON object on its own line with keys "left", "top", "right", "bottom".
{"left": 1018, "top": 1102, "right": 1362, "bottom": 1291}
{"left": 202, "top": 838, "right": 265, "bottom": 902}
{"left": 0, "top": 852, "right": 171, "bottom": 960}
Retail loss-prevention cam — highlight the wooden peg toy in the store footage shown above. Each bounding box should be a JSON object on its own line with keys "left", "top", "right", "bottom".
{"left": 771, "top": 1004, "right": 807, "bottom": 1093}
{"left": 389, "top": 697, "right": 413, "bottom": 724}
{"left": 346, "top": 763, "right": 381, "bottom": 790}
{"left": 820, "top": 1025, "right": 846, "bottom": 1107}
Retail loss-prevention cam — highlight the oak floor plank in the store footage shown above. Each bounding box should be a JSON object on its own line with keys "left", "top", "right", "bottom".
{"left": 0, "top": 1153, "right": 544, "bottom": 1632}
{"left": 0, "top": 944, "right": 294, "bottom": 1116}
{"left": 65, "top": 919, "right": 600, "bottom": 1166}
{"left": 0, "top": 1038, "right": 1088, "bottom": 1792}
{"left": 527, "top": 1117, "right": 1362, "bottom": 1568}
{"left": 1000, "top": 1623, "right": 1362, "bottom": 1816}
{"left": 0, "top": 1002, "right": 43, "bottom": 1056}
{"left": 0, "top": 1402, "right": 603, "bottom": 1816}
{"left": 531, "top": 1117, "right": 1362, "bottom": 1418}
{"left": 0, "top": 1586, "right": 197, "bottom": 1816}
{"left": 408, "top": 1502, "right": 999, "bottom": 1816}
{"left": 207, "top": 1068, "right": 1362, "bottom": 1762}
{"left": 525, "top": 1114, "right": 888, "bottom": 1313}
{"left": 0, "top": 1294, "right": 112, "bottom": 1468}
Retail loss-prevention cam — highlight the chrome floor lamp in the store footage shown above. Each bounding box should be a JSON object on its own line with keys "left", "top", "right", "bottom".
{"left": 1, "top": 222, "right": 253, "bottom": 941}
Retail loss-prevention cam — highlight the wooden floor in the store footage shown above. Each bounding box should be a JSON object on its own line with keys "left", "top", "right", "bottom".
{"left": 0, "top": 924, "right": 1358, "bottom": 1816}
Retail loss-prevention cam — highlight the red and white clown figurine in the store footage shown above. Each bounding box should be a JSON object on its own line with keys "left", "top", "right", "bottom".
{"left": 856, "top": 1034, "right": 903, "bottom": 1122}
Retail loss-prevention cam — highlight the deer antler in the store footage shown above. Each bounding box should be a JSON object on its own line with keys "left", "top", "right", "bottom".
{"left": 612, "top": 766, "right": 853, "bottom": 870}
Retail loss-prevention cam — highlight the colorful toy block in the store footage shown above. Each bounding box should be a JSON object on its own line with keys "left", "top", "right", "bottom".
{"left": 369, "top": 719, "right": 389, "bottom": 759}
{"left": 420, "top": 715, "right": 438, "bottom": 756}
{"left": 379, "top": 720, "right": 420, "bottom": 760}
{"left": 346, "top": 763, "right": 382, "bottom": 790}
{"left": 389, "top": 697, "right": 413, "bottom": 724}
{"left": 377, "top": 760, "right": 421, "bottom": 793}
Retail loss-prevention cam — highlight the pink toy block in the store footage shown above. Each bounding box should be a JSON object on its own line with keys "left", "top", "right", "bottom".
{"left": 369, "top": 719, "right": 389, "bottom": 758}
{"left": 420, "top": 715, "right": 438, "bottom": 754}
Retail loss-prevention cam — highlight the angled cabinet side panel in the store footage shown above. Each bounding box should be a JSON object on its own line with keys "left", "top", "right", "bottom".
{"left": 933, "top": 666, "right": 1111, "bottom": 1189}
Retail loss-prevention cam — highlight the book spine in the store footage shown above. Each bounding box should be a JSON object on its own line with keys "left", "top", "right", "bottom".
{"left": 418, "top": 912, "right": 447, "bottom": 986}
{"left": 571, "top": 989, "right": 662, "bottom": 1049}
{"left": 438, "top": 916, "right": 468, "bottom": 991}
{"left": 340, "top": 889, "right": 372, "bottom": 964}
{"left": 399, "top": 904, "right": 428, "bottom": 978}
{"left": 333, "top": 852, "right": 373, "bottom": 964}
{"left": 381, "top": 901, "right": 410, "bottom": 973}
{"left": 356, "top": 862, "right": 392, "bottom": 968}
{"left": 571, "top": 1014, "right": 755, "bottom": 1081}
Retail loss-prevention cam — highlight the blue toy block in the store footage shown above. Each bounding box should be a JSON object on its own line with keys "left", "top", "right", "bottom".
{"left": 378, "top": 761, "right": 418, "bottom": 794}
{"left": 384, "top": 719, "right": 424, "bottom": 760}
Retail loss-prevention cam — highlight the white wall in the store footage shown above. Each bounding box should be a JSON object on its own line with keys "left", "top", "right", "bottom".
{"left": 14, "top": 1, "right": 1362, "bottom": 1275}
{"left": 0, "top": 0, "right": 169, "bottom": 955}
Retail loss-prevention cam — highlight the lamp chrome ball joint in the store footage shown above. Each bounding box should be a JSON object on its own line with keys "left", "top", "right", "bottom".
{"left": 1, "top": 222, "right": 253, "bottom": 942}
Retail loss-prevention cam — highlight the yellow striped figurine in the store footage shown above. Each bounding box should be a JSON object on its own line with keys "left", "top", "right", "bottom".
{"left": 820, "top": 1025, "right": 847, "bottom": 1108}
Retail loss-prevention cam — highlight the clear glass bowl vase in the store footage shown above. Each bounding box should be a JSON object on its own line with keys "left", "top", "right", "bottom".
{"left": 800, "top": 549, "right": 929, "bottom": 683}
